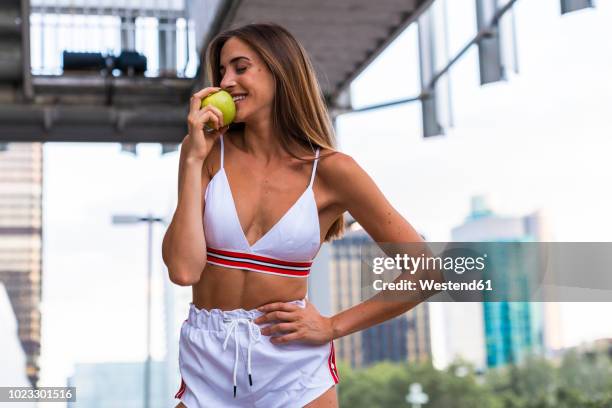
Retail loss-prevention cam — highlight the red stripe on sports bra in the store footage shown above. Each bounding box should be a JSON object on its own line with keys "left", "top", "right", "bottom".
{"left": 207, "top": 254, "right": 310, "bottom": 277}
{"left": 206, "top": 247, "right": 312, "bottom": 277}
{"left": 207, "top": 247, "right": 313, "bottom": 267}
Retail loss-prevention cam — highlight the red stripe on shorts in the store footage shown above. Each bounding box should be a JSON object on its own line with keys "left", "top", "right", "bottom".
{"left": 328, "top": 341, "right": 339, "bottom": 383}
{"left": 174, "top": 377, "right": 186, "bottom": 399}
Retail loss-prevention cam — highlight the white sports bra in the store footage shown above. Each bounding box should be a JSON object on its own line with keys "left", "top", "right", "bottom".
{"left": 203, "top": 134, "right": 321, "bottom": 277}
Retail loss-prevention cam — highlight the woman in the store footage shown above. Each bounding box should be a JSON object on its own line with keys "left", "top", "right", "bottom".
{"left": 162, "top": 22, "right": 436, "bottom": 408}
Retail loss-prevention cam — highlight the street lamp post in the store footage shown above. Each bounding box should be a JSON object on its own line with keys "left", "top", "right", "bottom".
{"left": 406, "top": 382, "right": 429, "bottom": 408}
{"left": 112, "top": 213, "right": 165, "bottom": 408}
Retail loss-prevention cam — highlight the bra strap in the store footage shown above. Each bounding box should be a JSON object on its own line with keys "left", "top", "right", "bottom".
{"left": 308, "top": 148, "right": 320, "bottom": 188}
{"left": 219, "top": 134, "right": 225, "bottom": 168}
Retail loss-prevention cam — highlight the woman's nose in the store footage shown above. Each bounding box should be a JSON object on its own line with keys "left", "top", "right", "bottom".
{"left": 220, "top": 74, "right": 236, "bottom": 89}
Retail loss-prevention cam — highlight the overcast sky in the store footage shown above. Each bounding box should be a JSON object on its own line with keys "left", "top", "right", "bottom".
{"left": 36, "top": 0, "right": 612, "bottom": 388}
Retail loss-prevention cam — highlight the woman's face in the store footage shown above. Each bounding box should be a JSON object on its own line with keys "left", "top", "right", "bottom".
{"left": 219, "top": 37, "right": 275, "bottom": 125}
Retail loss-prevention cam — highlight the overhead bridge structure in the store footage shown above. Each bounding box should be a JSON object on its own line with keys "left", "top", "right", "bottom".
{"left": 0, "top": 0, "right": 434, "bottom": 144}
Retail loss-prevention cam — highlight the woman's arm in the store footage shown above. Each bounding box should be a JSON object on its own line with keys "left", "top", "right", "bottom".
{"left": 326, "top": 153, "right": 443, "bottom": 340}
{"left": 161, "top": 138, "right": 209, "bottom": 286}
{"left": 255, "top": 152, "right": 444, "bottom": 344}
{"left": 162, "top": 86, "right": 228, "bottom": 286}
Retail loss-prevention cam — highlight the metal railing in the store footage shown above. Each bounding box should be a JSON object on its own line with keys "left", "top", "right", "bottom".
{"left": 29, "top": 0, "right": 197, "bottom": 77}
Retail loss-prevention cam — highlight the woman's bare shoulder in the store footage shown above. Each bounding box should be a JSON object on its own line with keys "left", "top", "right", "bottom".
{"left": 317, "top": 148, "right": 358, "bottom": 182}
{"left": 315, "top": 148, "right": 361, "bottom": 207}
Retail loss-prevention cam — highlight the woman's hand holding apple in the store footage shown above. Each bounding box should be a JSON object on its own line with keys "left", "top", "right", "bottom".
{"left": 184, "top": 87, "right": 230, "bottom": 162}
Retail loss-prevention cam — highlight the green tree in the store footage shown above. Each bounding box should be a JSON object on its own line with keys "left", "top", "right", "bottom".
{"left": 485, "top": 351, "right": 612, "bottom": 408}
{"left": 337, "top": 360, "right": 499, "bottom": 408}
{"left": 336, "top": 350, "right": 612, "bottom": 408}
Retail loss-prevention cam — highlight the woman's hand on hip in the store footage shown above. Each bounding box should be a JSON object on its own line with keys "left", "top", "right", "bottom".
{"left": 254, "top": 299, "right": 334, "bottom": 345}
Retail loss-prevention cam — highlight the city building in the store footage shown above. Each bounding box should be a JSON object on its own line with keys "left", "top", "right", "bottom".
{"left": 327, "top": 223, "right": 432, "bottom": 368}
{"left": 67, "top": 361, "right": 167, "bottom": 408}
{"left": 0, "top": 143, "right": 43, "bottom": 386}
{"left": 446, "top": 195, "right": 547, "bottom": 368}
{"left": 308, "top": 243, "right": 333, "bottom": 317}
{"left": 0, "top": 283, "right": 36, "bottom": 408}
{"left": 0, "top": 283, "right": 36, "bottom": 400}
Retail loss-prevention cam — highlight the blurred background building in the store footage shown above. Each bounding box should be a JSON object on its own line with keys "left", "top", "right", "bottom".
{"left": 324, "top": 223, "right": 432, "bottom": 368}
{"left": 441, "top": 195, "right": 551, "bottom": 369}
{"left": 0, "top": 283, "right": 37, "bottom": 401}
{"left": 0, "top": 143, "right": 43, "bottom": 387}
{"left": 66, "top": 361, "right": 167, "bottom": 408}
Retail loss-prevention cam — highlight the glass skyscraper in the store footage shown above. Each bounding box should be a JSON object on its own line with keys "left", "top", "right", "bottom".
{"left": 451, "top": 195, "right": 545, "bottom": 368}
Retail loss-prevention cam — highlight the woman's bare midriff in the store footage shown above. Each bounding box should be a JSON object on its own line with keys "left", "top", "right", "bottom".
{"left": 192, "top": 262, "right": 308, "bottom": 311}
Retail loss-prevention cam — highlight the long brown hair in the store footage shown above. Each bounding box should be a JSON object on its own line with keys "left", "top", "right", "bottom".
{"left": 205, "top": 22, "right": 344, "bottom": 242}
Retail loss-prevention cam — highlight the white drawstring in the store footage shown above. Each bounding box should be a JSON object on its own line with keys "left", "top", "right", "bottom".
{"left": 222, "top": 317, "right": 261, "bottom": 398}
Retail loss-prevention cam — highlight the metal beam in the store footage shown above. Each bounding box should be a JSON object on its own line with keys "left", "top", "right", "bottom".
{"left": 430, "top": 0, "right": 518, "bottom": 90}
{"left": 121, "top": 16, "right": 136, "bottom": 51}
{"left": 21, "top": 0, "right": 33, "bottom": 100}
{"left": 330, "top": 95, "right": 422, "bottom": 117}
{"left": 31, "top": 75, "right": 192, "bottom": 106}
{"left": 476, "top": 0, "right": 505, "bottom": 85}
{"left": 332, "top": 0, "right": 520, "bottom": 121}
{"left": 159, "top": 18, "right": 178, "bottom": 75}
{"left": 0, "top": 42, "right": 22, "bottom": 81}
{"left": 0, "top": 8, "right": 21, "bottom": 36}
{"left": 560, "top": 0, "right": 594, "bottom": 14}
{"left": 418, "top": 6, "right": 443, "bottom": 137}
{"left": 233, "top": 10, "right": 404, "bottom": 26}
{"left": 0, "top": 104, "right": 187, "bottom": 143}
{"left": 0, "top": 1, "right": 23, "bottom": 83}
{"left": 30, "top": 5, "right": 185, "bottom": 20}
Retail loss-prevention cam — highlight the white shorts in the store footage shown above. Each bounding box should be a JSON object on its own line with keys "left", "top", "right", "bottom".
{"left": 174, "top": 299, "right": 339, "bottom": 408}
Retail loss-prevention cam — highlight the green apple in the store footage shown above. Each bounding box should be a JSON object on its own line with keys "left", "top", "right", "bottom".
{"left": 201, "top": 90, "right": 236, "bottom": 128}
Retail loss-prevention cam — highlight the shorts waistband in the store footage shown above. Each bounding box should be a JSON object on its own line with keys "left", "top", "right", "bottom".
{"left": 186, "top": 299, "right": 306, "bottom": 331}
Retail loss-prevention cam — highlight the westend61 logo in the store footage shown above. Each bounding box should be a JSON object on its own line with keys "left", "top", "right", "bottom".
{"left": 372, "top": 253, "right": 487, "bottom": 275}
